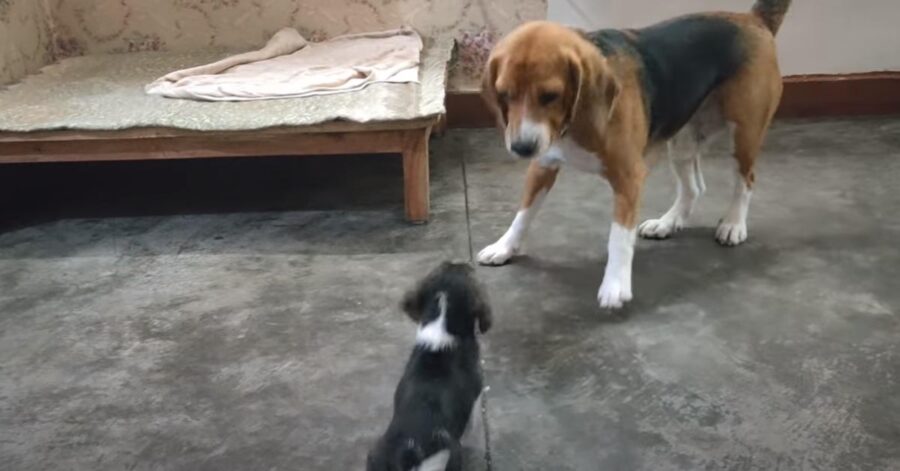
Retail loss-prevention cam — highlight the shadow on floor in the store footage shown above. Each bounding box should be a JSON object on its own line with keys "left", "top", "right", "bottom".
{"left": 0, "top": 154, "right": 403, "bottom": 231}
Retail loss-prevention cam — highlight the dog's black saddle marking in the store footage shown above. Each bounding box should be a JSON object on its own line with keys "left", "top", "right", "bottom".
{"left": 587, "top": 15, "right": 747, "bottom": 141}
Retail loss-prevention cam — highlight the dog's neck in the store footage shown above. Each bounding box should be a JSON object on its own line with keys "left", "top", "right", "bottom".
{"left": 415, "top": 292, "right": 458, "bottom": 351}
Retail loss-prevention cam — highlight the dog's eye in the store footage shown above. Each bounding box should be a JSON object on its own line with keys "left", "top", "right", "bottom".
{"left": 497, "top": 91, "right": 509, "bottom": 103}
{"left": 539, "top": 92, "right": 560, "bottom": 106}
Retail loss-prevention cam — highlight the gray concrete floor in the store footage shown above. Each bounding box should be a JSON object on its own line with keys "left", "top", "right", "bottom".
{"left": 1, "top": 118, "right": 899, "bottom": 470}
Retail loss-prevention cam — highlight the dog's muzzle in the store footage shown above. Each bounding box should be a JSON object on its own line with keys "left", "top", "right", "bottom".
{"left": 510, "top": 139, "right": 538, "bottom": 158}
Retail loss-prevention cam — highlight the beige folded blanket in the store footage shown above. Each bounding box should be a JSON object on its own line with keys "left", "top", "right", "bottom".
{"left": 146, "top": 27, "right": 423, "bottom": 101}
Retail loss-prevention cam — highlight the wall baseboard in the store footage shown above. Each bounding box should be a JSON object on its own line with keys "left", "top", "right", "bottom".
{"left": 445, "top": 72, "right": 900, "bottom": 128}
{"left": 778, "top": 72, "right": 900, "bottom": 118}
{"left": 445, "top": 92, "right": 496, "bottom": 129}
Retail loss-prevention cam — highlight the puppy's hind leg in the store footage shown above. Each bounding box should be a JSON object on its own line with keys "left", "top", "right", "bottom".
{"left": 460, "top": 391, "right": 485, "bottom": 451}
{"left": 444, "top": 441, "right": 463, "bottom": 471}
{"left": 416, "top": 449, "right": 453, "bottom": 471}
{"left": 418, "top": 432, "right": 462, "bottom": 471}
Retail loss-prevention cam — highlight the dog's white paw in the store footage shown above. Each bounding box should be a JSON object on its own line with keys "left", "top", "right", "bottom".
{"left": 597, "top": 276, "right": 632, "bottom": 309}
{"left": 638, "top": 216, "right": 684, "bottom": 240}
{"left": 477, "top": 240, "right": 518, "bottom": 266}
{"left": 716, "top": 221, "right": 747, "bottom": 246}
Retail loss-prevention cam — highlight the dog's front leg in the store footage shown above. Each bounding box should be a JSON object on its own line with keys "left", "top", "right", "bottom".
{"left": 477, "top": 160, "right": 559, "bottom": 266}
{"left": 598, "top": 160, "right": 646, "bottom": 309}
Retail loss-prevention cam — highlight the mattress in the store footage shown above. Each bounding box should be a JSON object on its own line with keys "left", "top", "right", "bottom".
{"left": 0, "top": 37, "right": 453, "bottom": 133}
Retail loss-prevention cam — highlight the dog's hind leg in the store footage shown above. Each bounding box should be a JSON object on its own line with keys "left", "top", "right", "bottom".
{"left": 638, "top": 143, "right": 705, "bottom": 239}
{"left": 716, "top": 39, "right": 783, "bottom": 246}
{"left": 639, "top": 100, "right": 727, "bottom": 240}
{"left": 716, "top": 120, "right": 766, "bottom": 246}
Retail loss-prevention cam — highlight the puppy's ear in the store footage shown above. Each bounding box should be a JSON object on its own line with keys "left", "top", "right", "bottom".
{"left": 401, "top": 286, "right": 422, "bottom": 322}
{"left": 481, "top": 53, "right": 507, "bottom": 128}
{"left": 472, "top": 289, "right": 493, "bottom": 334}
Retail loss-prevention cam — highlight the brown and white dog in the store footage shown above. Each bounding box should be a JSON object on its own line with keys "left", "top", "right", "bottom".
{"left": 478, "top": 0, "right": 792, "bottom": 309}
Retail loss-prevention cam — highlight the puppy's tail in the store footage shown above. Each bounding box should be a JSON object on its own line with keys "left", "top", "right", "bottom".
{"left": 751, "top": 0, "right": 792, "bottom": 35}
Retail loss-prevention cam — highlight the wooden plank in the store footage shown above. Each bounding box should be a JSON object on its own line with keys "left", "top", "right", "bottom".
{"left": 0, "top": 117, "right": 440, "bottom": 143}
{"left": 402, "top": 127, "right": 431, "bottom": 223}
{"left": 0, "top": 129, "right": 408, "bottom": 164}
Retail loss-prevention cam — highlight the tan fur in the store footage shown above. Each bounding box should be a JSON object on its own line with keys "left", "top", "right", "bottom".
{"left": 717, "top": 15, "right": 784, "bottom": 188}
{"left": 520, "top": 160, "right": 560, "bottom": 208}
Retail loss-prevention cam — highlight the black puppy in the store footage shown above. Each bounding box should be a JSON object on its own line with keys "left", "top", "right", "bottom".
{"left": 367, "top": 262, "right": 492, "bottom": 471}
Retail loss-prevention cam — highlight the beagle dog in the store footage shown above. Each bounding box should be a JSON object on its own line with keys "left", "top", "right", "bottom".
{"left": 479, "top": 0, "right": 791, "bottom": 309}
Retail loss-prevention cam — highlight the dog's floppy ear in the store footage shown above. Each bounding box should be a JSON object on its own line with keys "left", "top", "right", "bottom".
{"left": 472, "top": 289, "right": 493, "bottom": 334}
{"left": 476, "top": 302, "right": 493, "bottom": 334}
{"left": 565, "top": 49, "right": 620, "bottom": 134}
{"left": 561, "top": 49, "right": 584, "bottom": 136}
{"left": 401, "top": 284, "right": 423, "bottom": 322}
{"left": 481, "top": 53, "right": 507, "bottom": 128}
{"left": 600, "top": 64, "right": 621, "bottom": 123}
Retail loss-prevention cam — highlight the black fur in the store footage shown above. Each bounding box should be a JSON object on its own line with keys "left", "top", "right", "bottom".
{"left": 587, "top": 15, "right": 747, "bottom": 141}
{"left": 367, "top": 262, "right": 492, "bottom": 471}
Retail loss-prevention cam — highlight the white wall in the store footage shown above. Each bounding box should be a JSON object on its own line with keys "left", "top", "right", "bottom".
{"left": 548, "top": 0, "right": 900, "bottom": 75}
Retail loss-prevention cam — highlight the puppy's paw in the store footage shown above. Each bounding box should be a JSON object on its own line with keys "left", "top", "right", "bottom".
{"left": 638, "top": 216, "right": 684, "bottom": 240}
{"left": 597, "top": 276, "right": 633, "bottom": 309}
{"left": 476, "top": 241, "right": 518, "bottom": 266}
{"left": 715, "top": 221, "right": 747, "bottom": 246}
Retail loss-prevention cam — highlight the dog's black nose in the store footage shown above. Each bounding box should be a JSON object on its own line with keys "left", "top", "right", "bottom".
{"left": 511, "top": 140, "right": 538, "bottom": 158}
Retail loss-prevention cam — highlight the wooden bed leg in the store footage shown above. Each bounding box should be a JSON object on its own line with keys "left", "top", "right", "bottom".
{"left": 402, "top": 127, "right": 431, "bottom": 224}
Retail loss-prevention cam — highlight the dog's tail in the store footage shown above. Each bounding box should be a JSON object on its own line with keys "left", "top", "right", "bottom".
{"left": 751, "top": 0, "right": 792, "bottom": 35}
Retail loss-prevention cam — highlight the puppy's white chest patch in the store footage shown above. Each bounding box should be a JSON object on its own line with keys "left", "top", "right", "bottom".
{"left": 540, "top": 137, "right": 602, "bottom": 174}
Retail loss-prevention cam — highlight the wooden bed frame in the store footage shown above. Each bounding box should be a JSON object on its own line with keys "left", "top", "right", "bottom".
{"left": 0, "top": 116, "right": 440, "bottom": 223}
